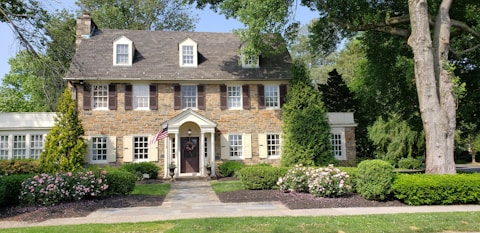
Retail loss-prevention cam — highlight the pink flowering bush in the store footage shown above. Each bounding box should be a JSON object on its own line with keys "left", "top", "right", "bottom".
{"left": 20, "top": 170, "right": 109, "bottom": 206}
{"left": 278, "top": 164, "right": 352, "bottom": 197}
{"left": 307, "top": 164, "right": 351, "bottom": 197}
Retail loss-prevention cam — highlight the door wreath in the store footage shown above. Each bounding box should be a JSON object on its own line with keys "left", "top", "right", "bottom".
{"left": 185, "top": 141, "right": 195, "bottom": 152}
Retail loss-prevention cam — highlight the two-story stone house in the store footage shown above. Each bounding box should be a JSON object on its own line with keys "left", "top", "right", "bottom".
{"left": 65, "top": 13, "right": 356, "bottom": 179}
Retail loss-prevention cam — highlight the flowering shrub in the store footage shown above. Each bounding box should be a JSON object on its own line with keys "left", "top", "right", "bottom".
{"left": 307, "top": 164, "right": 351, "bottom": 197}
{"left": 20, "top": 170, "right": 109, "bottom": 206}
{"left": 278, "top": 164, "right": 352, "bottom": 198}
{"left": 277, "top": 164, "right": 313, "bottom": 193}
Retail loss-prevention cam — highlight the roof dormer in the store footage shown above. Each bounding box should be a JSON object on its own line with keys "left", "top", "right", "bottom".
{"left": 240, "top": 44, "right": 259, "bottom": 68}
{"left": 179, "top": 38, "right": 198, "bottom": 68}
{"left": 113, "top": 36, "right": 134, "bottom": 66}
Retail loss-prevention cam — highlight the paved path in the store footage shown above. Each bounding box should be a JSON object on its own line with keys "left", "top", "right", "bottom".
{"left": 2, "top": 180, "right": 480, "bottom": 229}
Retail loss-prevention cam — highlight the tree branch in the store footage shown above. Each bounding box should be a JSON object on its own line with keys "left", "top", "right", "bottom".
{"left": 0, "top": 6, "right": 39, "bottom": 58}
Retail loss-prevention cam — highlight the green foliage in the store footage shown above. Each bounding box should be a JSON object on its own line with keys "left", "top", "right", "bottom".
{"left": 104, "top": 170, "right": 137, "bottom": 196}
{"left": 0, "top": 159, "right": 41, "bottom": 175}
{"left": 218, "top": 161, "right": 246, "bottom": 177}
{"left": 393, "top": 174, "right": 480, "bottom": 205}
{"left": 337, "top": 166, "right": 358, "bottom": 192}
{"left": 40, "top": 88, "right": 87, "bottom": 173}
{"left": 120, "top": 162, "right": 161, "bottom": 180}
{"left": 277, "top": 164, "right": 311, "bottom": 193}
{"left": 397, "top": 157, "right": 423, "bottom": 170}
{"left": 282, "top": 61, "right": 335, "bottom": 167}
{"left": 355, "top": 159, "right": 395, "bottom": 201}
{"left": 0, "top": 174, "right": 34, "bottom": 207}
{"left": 238, "top": 166, "right": 289, "bottom": 190}
{"left": 368, "top": 114, "right": 424, "bottom": 166}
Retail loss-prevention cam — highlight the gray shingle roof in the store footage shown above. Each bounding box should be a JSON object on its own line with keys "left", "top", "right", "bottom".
{"left": 65, "top": 29, "right": 292, "bottom": 81}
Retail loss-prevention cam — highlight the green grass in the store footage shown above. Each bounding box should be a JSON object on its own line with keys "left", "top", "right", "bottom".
{"left": 210, "top": 180, "right": 244, "bottom": 193}
{"left": 130, "top": 183, "right": 170, "bottom": 196}
{"left": 3, "top": 212, "right": 480, "bottom": 232}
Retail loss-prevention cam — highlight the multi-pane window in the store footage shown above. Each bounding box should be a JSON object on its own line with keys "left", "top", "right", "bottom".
{"left": 133, "top": 85, "right": 149, "bottom": 109}
{"left": 204, "top": 137, "right": 208, "bottom": 158}
{"left": 331, "top": 133, "right": 343, "bottom": 158}
{"left": 229, "top": 134, "right": 243, "bottom": 158}
{"left": 30, "top": 135, "right": 43, "bottom": 160}
{"left": 182, "top": 45, "right": 194, "bottom": 65}
{"left": 92, "top": 137, "right": 107, "bottom": 162}
{"left": 267, "top": 134, "right": 281, "bottom": 157}
{"left": 92, "top": 84, "right": 108, "bottom": 109}
{"left": 265, "top": 85, "right": 279, "bottom": 108}
{"left": 171, "top": 137, "right": 176, "bottom": 159}
{"left": 13, "top": 135, "right": 26, "bottom": 159}
{"left": 0, "top": 136, "right": 8, "bottom": 159}
{"left": 227, "top": 86, "right": 242, "bottom": 108}
{"left": 181, "top": 85, "right": 197, "bottom": 108}
{"left": 134, "top": 136, "right": 148, "bottom": 160}
{"left": 116, "top": 44, "right": 129, "bottom": 64}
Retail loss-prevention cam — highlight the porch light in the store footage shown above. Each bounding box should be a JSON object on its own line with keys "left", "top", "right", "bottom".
{"left": 188, "top": 129, "right": 192, "bottom": 136}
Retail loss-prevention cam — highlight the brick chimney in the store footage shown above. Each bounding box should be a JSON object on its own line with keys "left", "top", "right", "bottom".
{"left": 75, "top": 12, "right": 96, "bottom": 49}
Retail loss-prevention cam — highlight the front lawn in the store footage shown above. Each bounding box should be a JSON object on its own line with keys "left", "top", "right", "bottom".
{"left": 131, "top": 183, "right": 170, "bottom": 196}
{"left": 210, "top": 180, "right": 244, "bottom": 193}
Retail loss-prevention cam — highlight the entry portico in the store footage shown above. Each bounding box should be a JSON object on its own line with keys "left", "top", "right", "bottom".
{"left": 162, "top": 109, "right": 217, "bottom": 179}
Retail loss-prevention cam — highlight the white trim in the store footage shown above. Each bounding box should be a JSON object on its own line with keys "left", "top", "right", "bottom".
{"left": 330, "top": 128, "right": 347, "bottom": 160}
{"left": 179, "top": 38, "right": 198, "bottom": 67}
{"left": 113, "top": 36, "right": 134, "bottom": 66}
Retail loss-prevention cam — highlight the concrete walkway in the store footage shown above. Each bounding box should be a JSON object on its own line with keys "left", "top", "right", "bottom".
{"left": 2, "top": 180, "right": 480, "bottom": 229}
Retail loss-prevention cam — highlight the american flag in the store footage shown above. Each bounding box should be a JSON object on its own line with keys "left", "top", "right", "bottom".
{"left": 149, "top": 125, "right": 168, "bottom": 144}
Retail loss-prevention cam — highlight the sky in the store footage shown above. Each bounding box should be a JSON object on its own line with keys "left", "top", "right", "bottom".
{"left": 0, "top": 1, "right": 317, "bottom": 79}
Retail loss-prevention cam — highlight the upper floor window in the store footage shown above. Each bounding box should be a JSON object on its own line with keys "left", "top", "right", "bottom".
{"left": 227, "top": 86, "right": 242, "bottom": 109}
{"left": 265, "top": 85, "right": 279, "bottom": 108}
{"left": 179, "top": 38, "right": 198, "bottom": 67}
{"left": 242, "top": 55, "right": 259, "bottom": 68}
{"left": 133, "top": 85, "right": 149, "bottom": 110}
{"left": 113, "top": 36, "right": 134, "bottom": 66}
{"left": 182, "top": 85, "right": 197, "bottom": 108}
{"left": 93, "top": 84, "right": 108, "bottom": 109}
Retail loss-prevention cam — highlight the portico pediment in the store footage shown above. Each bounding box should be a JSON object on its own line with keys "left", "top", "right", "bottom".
{"left": 166, "top": 108, "right": 217, "bottom": 133}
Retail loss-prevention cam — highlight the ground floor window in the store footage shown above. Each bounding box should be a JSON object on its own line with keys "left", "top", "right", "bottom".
{"left": 229, "top": 134, "right": 243, "bottom": 158}
{"left": 330, "top": 128, "right": 346, "bottom": 160}
{"left": 30, "top": 135, "right": 44, "bottom": 160}
{"left": 134, "top": 136, "right": 149, "bottom": 160}
{"left": 0, "top": 136, "right": 8, "bottom": 159}
{"left": 0, "top": 133, "right": 45, "bottom": 160}
{"left": 92, "top": 136, "right": 107, "bottom": 161}
{"left": 267, "top": 134, "right": 281, "bottom": 157}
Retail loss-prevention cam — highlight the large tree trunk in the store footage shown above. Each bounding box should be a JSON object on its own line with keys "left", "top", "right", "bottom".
{"left": 408, "top": 0, "right": 456, "bottom": 174}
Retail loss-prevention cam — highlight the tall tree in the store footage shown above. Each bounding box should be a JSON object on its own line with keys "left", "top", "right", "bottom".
{"left": 191, "top": 0, "right": 480, "bottom": 174}
{"left": 317, "top": 69, "right": 355, "bottom": 112}
{"left": 281, "top": 61, "right": 334, "bottom": 167}
{"left": 40, "top": 88, "right": 87, "bottom": 173}
{"left": 76, "top": 0, "right": 198, "bottom": 31}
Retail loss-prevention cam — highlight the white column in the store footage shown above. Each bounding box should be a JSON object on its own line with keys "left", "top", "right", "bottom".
{"left": 175, "top": 132, "right": 180, "bottom": 176}
{"left": 200, "top": 132, "right": 205, "bottom": 176}
{"left": 210, "top": 132, "right": 216, "bottom": 176}
{"left": 164, "top": 137, "right": 168, "bottom": 179}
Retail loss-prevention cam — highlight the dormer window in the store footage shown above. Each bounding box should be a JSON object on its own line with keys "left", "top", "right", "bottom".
{"left": 240, "top": 44, "right": 259, "bottom": 68}
{"left": 179, "top": 38, "right": 198, "bottom": 67}
{"left": 113, "top": 36, "right": 134, "bottom": 66}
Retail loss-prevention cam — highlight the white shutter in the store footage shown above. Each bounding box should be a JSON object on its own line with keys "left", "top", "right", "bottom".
{"left": 148, "top": 135, "right": 159, "bottom": 161}
{"left": 220, "top": 134, "right": 229, "bottom": 159}
{"left": 258, "top": 133, "right": 267, "bottom": 158}
{"left": 107, "top": 136, "right": 117, "bottom": 163}
{"left": 243, "top": 134, "right": 252, "bottom": 159}
{"left": 123, "top": 136, "right": 133, "bottom": 162}
{"left": 85, "top": 136, "right": 92, "bottom": 163}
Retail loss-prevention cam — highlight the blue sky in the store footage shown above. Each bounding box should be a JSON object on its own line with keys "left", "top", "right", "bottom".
{"left": 0, "top": 2, "right": 317, "bottom": 79}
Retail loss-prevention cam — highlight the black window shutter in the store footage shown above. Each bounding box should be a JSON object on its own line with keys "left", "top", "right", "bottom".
{"left": 108, "top": 84, "right": 117, "bottom": 110}
{"left": 257, "top": 84, "right": 265, "bottom": 109}
{"left": 242, "top": 84, "right": 250, "bottom": 110}
{"left": 220, "top": 85, "right": 227, "bottom": 110}
{"left": 149, "top": 84, "right": 158, "bottom": 110}
{"left": 279, "top": 84, "right": 287, "bottom": 108}
{"left": 83, "top": 84, "right": 91, "bottom": 111}
{"left": 174, "top": 85, "right": 181, "bottom": 110}
{"left": 124, "top": 84, "right": 133, "bottom": 110}
{"left": 198, "top": 85, "right": 205, "bottom": 110}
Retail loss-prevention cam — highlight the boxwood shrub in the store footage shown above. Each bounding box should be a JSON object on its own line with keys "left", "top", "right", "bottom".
{"left": 119, "top": 162, "right": 161, "bottom": 180}
{"left": 393, "top": 173, "right": 480, "bottom": 205}
{"left": 355, "top": 159, "right": 395, "bottom": 200}
{"left": 338, "top": 167, "right": 358, "bottom": 192}
{"left": 104, "top": 170, "right": 137, "bottom": 195}
{"left": 0, "top": 174, "right": 34, "bottom": 207}
{"left": 0, "top": 159, "right": 41, "bottom": 175}
{"left": 238, "top": 166, "right": 289, "bottom": 190}
{"left": 218, "top": 161, "right": 245, "bottom": 177}
{"left": 397, "top": 157, "right": 423, "bottom": 170}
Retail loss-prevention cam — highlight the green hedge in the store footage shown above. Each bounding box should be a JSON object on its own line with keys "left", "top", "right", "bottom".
{"left": 238, "top": 167, "right": 289, "bottom": 190}
{"left": 119, "top": 162, "right": 161, "bottom": 180}
{"left": 338, "top": 167, "right": 358, "bottom": 192}
{"left": 0, "top": 174, "right": 34, "bottom": 207}
{"left": 104, "top": 170, "right": 137, "bottom": 195}
{"left": 218, "top": 161, "right": 246, "bottom": 177}
{"left": 393, "top": 173, "right": 480, "bottom": 205}
{"left": 0, "top": 159, "right": 41, "bottom": 175}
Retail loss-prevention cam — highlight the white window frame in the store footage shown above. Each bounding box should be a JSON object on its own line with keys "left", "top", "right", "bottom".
{"left": 92, "top": 84, "right": 109, "bottom": 110}
{"left": 241, "top": 54, "right": 259, "bottom": 68}
{"left": 12, "top": 135, "right": 26, "bottom": 159}
{"left": 29, "top": 134, "right": 44, "bottom": 160}
{"left": 179, "top": 38, "right": 198, "bottom": 67}
{"left": 133, "top": 136, "right": 149, "bottom": 161}
{"left": 91, "top": 136, "right": 108, "bottom": 162}
{"left": 0, "top": 135, "right": 9, "bottom": 160}
{"left": 331, "top": 128, "right": 347, "bottom": 160}
{"left": 0, "top": 133, "right": 47, "bottom": 160}
{"left": 181, "top": 85, "right": 197, "bottom": 109}
{"left": 227, "top": 85, "right": 242, "bottom": 109}
{"left": 264, "top": 85, "right": 280, "bottom": 109}
{"left": 113, "top": 36, "right": 134, "bottom": 66}
{"left": 266, "top": 134, "right": 281, "bottom": 158}
{"left": 133, "top": 85, "right": 149, "bottom": 110}
{"left": 229, "top": 134, "right": 243, "bottom": 159}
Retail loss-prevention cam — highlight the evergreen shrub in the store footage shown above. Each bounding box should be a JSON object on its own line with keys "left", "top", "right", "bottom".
{"left": 355, "top": 159, "right": 395, "bottom": 200}
{"left": 218, "top": 161, "right": 245, "bottom": 177}
{"left": 0, "top": 174, "right": 33, "bottom": 207}
{"left": 397, "top": 157, "right": 423, "bottom": 169}
{"left": 104, "top": 170, "right": 136, "bottom": 195}
{"left": 393, "top": 173, "right": 480, "bottom": 205}
{"left": 238, "top": 166, "right": 288, "bottom": 190}
{"left": 120, "top": 162, "right": 160, "bottom": 180}
{"left": 0, "top": 159, "right": 41, "bottom": 175}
